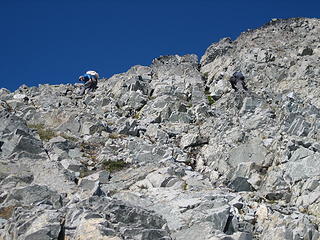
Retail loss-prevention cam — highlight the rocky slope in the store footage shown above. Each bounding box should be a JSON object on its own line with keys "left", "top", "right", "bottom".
{"left": 1, "top": 17, "right": 320, "bottom": 240}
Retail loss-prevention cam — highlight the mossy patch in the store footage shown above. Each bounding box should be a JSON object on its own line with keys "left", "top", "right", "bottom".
{"left": 79, "top": 168, "right": 95, "bottom": 178}
{"left": 133, "top": 111, "right": 141, "bottom": 120}
{"left": 202, "top": 72, "right": 209, "bottom": 80}
{"left": 107, "top": 121, "right": 115, "bottom": 126}
{"left": 0, "top": 206, "right": 15, "bottom": 219}
{"left": 80, "top": 142, "right": 103, "bottom": 161}
{"left": 102, "top": 160, "right": 128, "bottom": 173}
{"left": 28, "top": 124, "right": 56, "bottom": 141}
{"left": 109, "top": 133, "right": 127, "bottom": 139}
{"left": 182, "top": 181, "right": 188, "bottom": 191}
{"left": 207, "top": 95, "right": 215, "bottom": 105}
{"left": 59, "top": 133, "right": 78, "bottom": 142}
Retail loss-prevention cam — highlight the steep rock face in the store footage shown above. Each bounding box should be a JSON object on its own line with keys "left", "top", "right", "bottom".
{"left": 201, "top": 18, "right": 320, "bottom": 106}
{"left": 1, "top": 17, "right": 320, "bottom": 240}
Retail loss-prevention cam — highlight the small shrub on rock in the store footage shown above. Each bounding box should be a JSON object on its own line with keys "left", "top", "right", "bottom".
{"left": 28, "top": 123, "right": 56, "bottom": 141}
{"left": 102, "top": 160, "right": 128, "bottom": 173}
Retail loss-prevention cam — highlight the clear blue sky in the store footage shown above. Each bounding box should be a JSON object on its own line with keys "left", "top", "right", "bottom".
{"left": 1, "top": 0, "right": 319, "bottom": 92}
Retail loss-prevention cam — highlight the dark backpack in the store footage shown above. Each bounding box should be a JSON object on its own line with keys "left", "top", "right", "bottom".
{"left": 230, "top": 72, "right": 247, "bottom": 91}
{"left": 233, "top": 72, "right": 245, "bottom": 80}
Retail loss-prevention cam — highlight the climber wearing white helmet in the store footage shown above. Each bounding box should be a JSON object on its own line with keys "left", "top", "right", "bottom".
{"left": 78, "top": 70, "right": 99, "bottom": 95}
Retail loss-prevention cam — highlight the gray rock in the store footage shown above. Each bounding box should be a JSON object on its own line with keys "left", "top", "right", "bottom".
{"left": 201, "top": 37, "right": 233, "bottom": 66}
{"left": 81, "top": 121, "right": 110, "bottom": 135}
{"left": 22, "top": 211, "right": 62, "bottom": 240}
{"left": 0, "top": 88, "right": 11, "bottom": 99}
{"left": 78, "top": 179, "right": 104, "bottom": 197}
{"left": 48, "top": 136, "right": 76, "bottom": 151}
{"left": 205, "top": 205, "right": 231, "bottom": 232}
{"left": 285, "top": 116, "right": 311, "bottom": 136}
{"left": 180, "top": 133, "right": 201, "bottom": 149}
{"left": 259, "top": 212, "right": 319, "bottom": 240}
{"left": 172, "top": 222, "right": 214, "bottom": 240}
{"left": 228, "top": 177, "right": 255, "bottom": 192}
{"left": 145, "top": 124, "right": 169, "bottom": 144}
{"left": 60, "top": 159, "right": 84, "bottom": 172}
{"left": 68, "top": 148, "right": 83, "bottom": 159}
{"left": 2, "top": 208, "right": 63, "bottom": 240}
{"left": 0, "top": 170, "right": 34, "bottom": 191}
{"left": 117, "top": 119, "right": 142, "bottom": 136}
{"left": 298, "top": 47, "right": 313, "bottom": 56}
{"left": 57, "top": 114, "right": 81, "bottom": 135}
{"left": 228, "top": 142, "right": 267, "bottom": 168}
{"left": 2, "top": 17, "right": 320, "bottom": 240}
{"left": 284, "top": 147, "right": 320, "bottom": 182}
{"left": 4, "top": 185, "right": 62, "bottom": 208}
{"left": 145, "top": 169, "right": 171, "bottom": 188}
{"left": 119, "top": 90, "right": 148, "bottom": 111}
{"left": 168, "top": 111, "right": 193, "bottom": 124}
{"left": 83, "top": 170, "right": 110, "bottom": 184}
{"left": 65, "top": 197, "right": 169, "bottom": 239}
{"left": 73, "top": 217, "right": 118, "bottom": 240}
{"left": 239, "top": 96, "right": 262, "bottom": 114}
{"left": 0, "top": 113, "right": 30, "bottom": 135}
{"left": 1, "top": 131, "right": 45, "bottom": 158}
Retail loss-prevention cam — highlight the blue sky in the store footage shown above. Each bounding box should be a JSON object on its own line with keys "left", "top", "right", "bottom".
{"left": 1, "top": 0, "right": 319, "bottom": 92}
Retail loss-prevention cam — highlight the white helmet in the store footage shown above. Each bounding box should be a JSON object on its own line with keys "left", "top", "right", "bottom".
{"left": 86, "top": 70, "right": 99, "bottom": 79}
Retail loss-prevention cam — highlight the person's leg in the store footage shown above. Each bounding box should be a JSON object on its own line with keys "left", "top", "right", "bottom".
{"left": 85, "top": 81, "right": 94, "bottom": 93}
{"left": 242, "top": 80, "right": 248, "bottom": 91}
{"left": 80, "top": 82, "right": 91, "bottom": 95}
{"left": 86, "top": 80, "right": 97, "bottom": 92}
{"left": 79, "top": 86, "right": 86, "bottom": 95}
{"left": 79, "top": 84, "right": 88, "bottom": 95}
{"left": 92, "top": 79, "right": 98, "bottom": 91}
{"left": 235, "top": 80, "right": 244, "bottom": 91}
{"left": 229, "top": 77, "right": 238, "bottom": 91}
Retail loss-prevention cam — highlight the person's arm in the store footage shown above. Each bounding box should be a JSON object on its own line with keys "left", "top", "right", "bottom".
{"left": 84, "top": 79, "right": 92, "bottom": 87}
{"left": 229, "top": 77, "right": 237, "bottom": 91}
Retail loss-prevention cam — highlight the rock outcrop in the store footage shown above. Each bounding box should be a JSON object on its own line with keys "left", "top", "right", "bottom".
{"left": 1, "top": 17, "right": 320, "bottom": 240}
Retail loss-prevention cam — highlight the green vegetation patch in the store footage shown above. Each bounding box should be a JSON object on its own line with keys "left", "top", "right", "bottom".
{"left": 109, "top": 133, "right": 127, "bottom": 139}
{"left": 202, "top": 72, "right": 209, "bottom": 79}
{"left": 182, "top": 181, "right": 188, "bottom": 191}
{"left": 133, "top": 111, "right": 141, "bottom": 120}
{"left": 28, "top": 123, "right": 56, "bottom": 141}
{"left": 80, "top": 142, "right": 103, "bottom": 161}
{"left": 59, "top": 133, "right": 78, "bottom": 142}
{"left": 102, "top": 160, "right": 128, "bottom": 173}
{"left": 79, "top": 168, "right": 95, "bottom": 178}
{"left": 207, "top": 95, "right": 215, "bottom": 105}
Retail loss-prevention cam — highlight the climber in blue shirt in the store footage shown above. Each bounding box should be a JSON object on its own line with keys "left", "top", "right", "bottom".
{"left": 78, "top": 71, "right": 99, "bottom": 95}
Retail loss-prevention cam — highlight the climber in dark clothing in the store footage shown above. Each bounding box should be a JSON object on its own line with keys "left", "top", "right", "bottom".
{"left": 78, "top": 71, "right": 99, "bottom": 95}
{"left": 229, "top": 72, "right": 248, "bottom": 92}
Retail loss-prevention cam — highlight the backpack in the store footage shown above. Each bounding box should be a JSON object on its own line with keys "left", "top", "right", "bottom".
{"left": 233, "top": 72, "right": 244, "bottom": 80}
{"left": 86, "top": 70, "right": 99, "bottom": 80}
